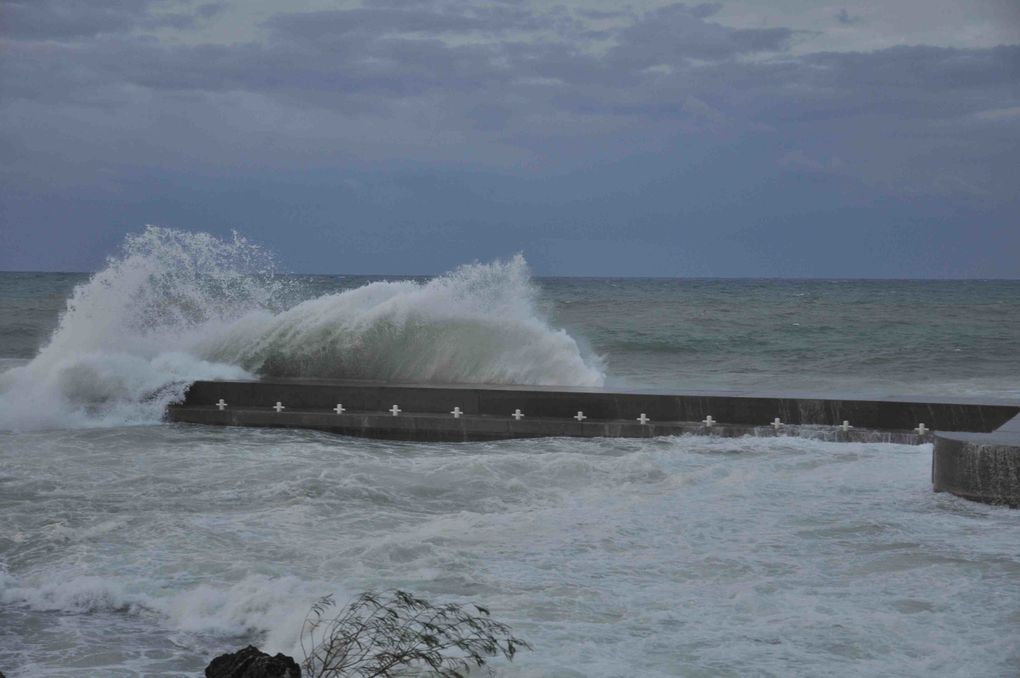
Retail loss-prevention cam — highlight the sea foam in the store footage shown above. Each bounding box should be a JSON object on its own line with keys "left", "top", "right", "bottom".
{"left": 0, "top": 570, "right": 322, "bottom": 658}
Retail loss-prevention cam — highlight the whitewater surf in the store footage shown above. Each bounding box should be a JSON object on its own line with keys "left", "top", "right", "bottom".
{"left": 2, "top": 228, "right": 1020, "bottom": 676}
{"left": 0, "top": 227, "right": 603, "bottom": 432}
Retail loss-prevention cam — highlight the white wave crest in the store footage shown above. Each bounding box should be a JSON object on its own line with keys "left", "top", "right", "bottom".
{"left": 0, "top": 227, "right": 272, "bottom": 431}
{"left": 0, "top": 227, "right": 603, "bottom": 430}
{"left": 204, "top": 254, "right": 604, "bottom": 385}
{"left": 0, "top": 571, "right": 326, "bottom": 657}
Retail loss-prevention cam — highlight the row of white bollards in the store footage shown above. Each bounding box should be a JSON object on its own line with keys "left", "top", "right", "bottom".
{"left": 211, "top": 399, "right": 929, "bottom": 433}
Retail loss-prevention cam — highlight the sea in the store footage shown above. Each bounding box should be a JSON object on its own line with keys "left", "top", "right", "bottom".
{"left": 1, "top": 227, "right": 1018, "bottom": 677}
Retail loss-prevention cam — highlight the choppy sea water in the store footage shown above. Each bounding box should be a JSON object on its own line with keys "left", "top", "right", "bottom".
{"left": 1, "top": 229, "right": 1019, "bottom": 676}
{"left": 3, "top": 427, "right": 1020, "bottom": 677}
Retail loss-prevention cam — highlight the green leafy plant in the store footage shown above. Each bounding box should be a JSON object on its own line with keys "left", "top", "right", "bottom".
{"left": 300, "top": 590, "right": 531, "bottom": 677}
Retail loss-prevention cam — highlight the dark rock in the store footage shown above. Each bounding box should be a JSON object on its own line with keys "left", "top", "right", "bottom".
{"left": 205, "top": 645, "right": 301, "bottom": 678}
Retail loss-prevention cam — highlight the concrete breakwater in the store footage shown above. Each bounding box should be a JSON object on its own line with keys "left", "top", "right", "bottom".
{"left": 932, "top": 413, "right": 1020, "bottom": 507}
{"left": 167, "top": 379, "right": 1020, "bottom": 506}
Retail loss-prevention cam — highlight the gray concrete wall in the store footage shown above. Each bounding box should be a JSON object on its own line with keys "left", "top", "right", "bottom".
{"left": 165, "top": 379, "right": 1020, "bottom": 507}
{"left": 933, "top": 413, "right": 1020, "bottom": 507}
{"left": 168, "top": 406, "right": 931, "bottom": 444}
{"left": 173, "top": 379, "right": 1019, "bottom": 432}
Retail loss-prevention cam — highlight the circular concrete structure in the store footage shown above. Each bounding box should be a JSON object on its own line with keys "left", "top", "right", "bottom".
{"left": 933, "top": 424, "right": 1020, "bottom": 507}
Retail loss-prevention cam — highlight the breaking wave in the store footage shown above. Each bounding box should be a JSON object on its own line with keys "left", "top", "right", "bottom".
{"left": 0, "top": 570, "right": 324, "bottom": 658}
{"left": 0, "top": 227, "right": 603, "bottom": 430}
{"left": 201, "top": 255, "right": 603, "bottom": 385}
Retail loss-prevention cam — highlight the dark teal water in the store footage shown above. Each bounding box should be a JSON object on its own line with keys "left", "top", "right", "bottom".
{"left": 2, "top": 264, "right": 1019, "bottom": 677}
{"left": 3, "top": 272, "right": 1018, "bottom": 398}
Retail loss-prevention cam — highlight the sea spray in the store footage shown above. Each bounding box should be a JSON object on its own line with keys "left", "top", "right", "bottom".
{"left": 0, "top": 227, "right": 604, "bottom": 430}
{"left": 0, "top": 227, "right": 273, "bottom": 430}
{"left": 203, "top": 254, "right": 605, "bottom": 385}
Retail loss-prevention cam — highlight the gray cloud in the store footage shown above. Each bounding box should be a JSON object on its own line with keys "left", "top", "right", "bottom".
{"left": 1, "top": 0, "right": 222, "bottom": 41}
{"left": 836, "top": 8, "right": 862, "bottom": 25}
{"left": 1, "top": 0, "right": 155, "bottom": 40}
{"left": 778, "top": 150, "right": 846, "bottom": 174}
{"left": 7, "top": 2, "right": 1013, "bottom": 130}
{"left": 1, "top": 0, "right": 1018, "bottom": 275}
{"left": 608, "top": 3, "right": 794, "bottom": 67}
{"left": 265, "top": 5, "right": 544, "bottom": 39}
{"left": 2, "top": 3, "right": 1016, "bottom": 186}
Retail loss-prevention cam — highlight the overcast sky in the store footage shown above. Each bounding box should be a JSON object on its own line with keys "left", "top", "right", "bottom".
{"left": 1, "top": 0, "right": 1018, "bottom": 276}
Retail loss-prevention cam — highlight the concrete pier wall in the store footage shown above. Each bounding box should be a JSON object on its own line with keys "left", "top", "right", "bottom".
{"left": 172, "top": 379, "right": 1018, "bottom": 432}
{"left": 168, "top": 406, "right": 935, "bottom": 444}
{"left": 933, "top": 414, "right": 1020, "bottom": 507}
{"left": 166, "top": 379, "right": 1020, "bottom": 506}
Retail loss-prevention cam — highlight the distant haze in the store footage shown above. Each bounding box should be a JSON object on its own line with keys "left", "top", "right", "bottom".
{"left": 1, "top": 0, "right": 1018, "bottom": 277}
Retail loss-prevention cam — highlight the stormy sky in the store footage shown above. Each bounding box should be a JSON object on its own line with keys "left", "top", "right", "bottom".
{"left": 1, "top": 0, "right": 1018, "bottom": 276}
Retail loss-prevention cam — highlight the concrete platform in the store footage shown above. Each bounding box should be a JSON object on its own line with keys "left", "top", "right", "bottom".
{"left": 932, "top": 414, "right": 1020, "bottom": 507}
{"left": 166, "top": 379, "right": 1020, "bottom": 506}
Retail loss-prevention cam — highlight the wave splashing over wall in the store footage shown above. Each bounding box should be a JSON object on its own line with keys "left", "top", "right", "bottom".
{"left": 205, "top": 254, "right": 604, "bottom": 386}
{"left": 0, "top": 227, "right": 276, "bottom": 430}
{"left": 0, "top": 227, "right": 602, "bottom": 430}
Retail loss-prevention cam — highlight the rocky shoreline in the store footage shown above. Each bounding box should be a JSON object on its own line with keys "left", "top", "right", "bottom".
{"left": 205, "top": 646, "right": 301, "bottom": 678}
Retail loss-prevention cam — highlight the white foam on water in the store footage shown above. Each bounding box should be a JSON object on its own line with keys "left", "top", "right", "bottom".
{"left": 0, "top": 227, "right": 603, "bottom": 431}
{"left": 0, "top": 570, "right": 325, "bottom": 662}
{"left": 0, "top": 571, "right": 145, "bottom": 615}
{"left": 2, "top": 427, "right": 1018, "bottom": 676}
{"left": 2, "top": 230, "right": 1016, "bottom": 676}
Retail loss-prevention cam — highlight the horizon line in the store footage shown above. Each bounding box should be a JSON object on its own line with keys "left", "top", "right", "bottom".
{"left": 2, "top": 269, "right": 1019, "bottom": 282}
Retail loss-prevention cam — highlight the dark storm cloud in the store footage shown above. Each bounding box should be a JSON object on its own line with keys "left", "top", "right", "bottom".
{"left": 835, "top": 8, "right": 862, "bottom": 25}
{"left": 1, "top": 0, "right": 153, "bottom": 40}
{"left": 1, "top": 0, "right": 1018, "bottom": 275}
{"left": 673, "top": 45, "right": 1020, "bottom": 124}
{"left": 265, "top": 5, "right": 544, "bottom": 39}
{"left": 1, "top": 1, "right": 1016, "bottom": 184}
{"left": 609, "top": 3, "right": 793, "bottom": 67}
{"left": 0, "top": 0, "right": 223, "bottom": 41}
{"left": 7, "top": 0, "right": 1013, "bottom": 132}
{"left": 809, "top": 45, "right": 1020, "bottom": 91}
